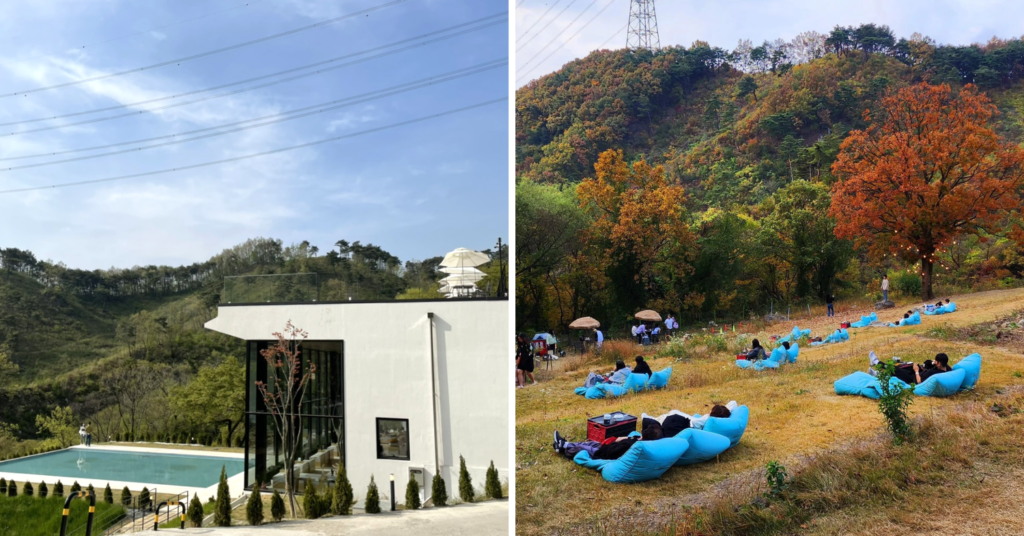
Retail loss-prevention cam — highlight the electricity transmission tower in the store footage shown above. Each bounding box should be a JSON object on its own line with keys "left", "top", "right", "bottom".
{"left": 626, "top": 0, "right": 660, "bottom": 51}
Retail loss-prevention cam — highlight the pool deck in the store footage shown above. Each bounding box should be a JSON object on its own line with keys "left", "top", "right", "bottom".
{"left": 0, "top": 445, "right": 246, "bottom": 498}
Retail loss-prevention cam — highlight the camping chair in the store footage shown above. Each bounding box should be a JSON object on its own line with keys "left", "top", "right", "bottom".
{"left": 532, "top": 339, "right": 551, "bottom": 370}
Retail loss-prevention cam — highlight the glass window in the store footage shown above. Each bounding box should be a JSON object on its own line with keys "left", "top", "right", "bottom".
{"left": 376, "top": 418, "right": 409, "bottom": 461}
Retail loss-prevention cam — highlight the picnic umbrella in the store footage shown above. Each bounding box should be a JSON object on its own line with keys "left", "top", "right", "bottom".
{"left": 440, "top": 247, "right": 490, "bottom": 268}
{"left": 439, "top": 266, "right": 486, "bottom": 277}
{"left": 440, "top": 273, "right": 486, "bottom": 286}
{"left": 568, "top": 316, "right": 600, "bottom": 329}
{"left": 635, "top": 309, "right": 662, "bottom": 322}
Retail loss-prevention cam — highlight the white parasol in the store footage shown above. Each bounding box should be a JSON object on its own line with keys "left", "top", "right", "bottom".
{"left": 440, "top": 247, "right": 490, "bottom": 268}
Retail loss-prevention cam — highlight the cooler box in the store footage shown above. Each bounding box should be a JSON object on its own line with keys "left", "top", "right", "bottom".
{"left": 840, "top": 322, "right": 851, "bottom": 328}
{"left": 736, "top": 354, "right": 747, "bottom": 360}
{"left": 586, "top": 412, "right": 637, "bottom": 442}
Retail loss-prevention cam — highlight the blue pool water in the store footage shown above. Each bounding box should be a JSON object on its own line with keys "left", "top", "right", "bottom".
{"left": 0, "top": 449, "right": 243, "bottom": 488}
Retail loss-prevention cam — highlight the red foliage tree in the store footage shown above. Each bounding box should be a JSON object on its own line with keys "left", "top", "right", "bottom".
{"left": 830, "top": 82, "right": 1024, "bottom": 299}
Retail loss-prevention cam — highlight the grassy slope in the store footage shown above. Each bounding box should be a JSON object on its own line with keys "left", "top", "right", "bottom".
{"left": 0, "top": 272, "right": 197, "bottom": 386}
{"left": 514, "top": 288, "right": 1024, "bottom": 535}
{"left": 0, "top": 494, "right": 123, "bottom": 536}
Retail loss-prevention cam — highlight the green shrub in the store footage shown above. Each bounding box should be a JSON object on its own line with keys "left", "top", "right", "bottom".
{"left": 246, "top": 480, "right": 264, "bottom": 526}
{"left": 405, "top": 477, "right": 421, "bottom": 509}
{"left": 39, "top": 482, "right": 48, "bottom": 499}
{"left": 485, "top": 461, "right": 502, "bottom": 499}
{"left": 23, "top": 482, "right": 33, "bottom": 497}
{"left": 187, "top": 493, "right": 204, "bottom": 527}
{"left": 764, "top": 460, "right": 789, "bottom": 499}
{"left": 70, "top": 481, "right": 81, "bottom": 493}
{"left": 103, "top": 484, "right": 113, "bottom": 504}
{"left": 364, "top": 476, "right": 381, "bottom": 514}
{"left": 86, "top": 484, "right": 95, "bottom": 498}
{"left": 332, "top": 466, "right": 353, "bottom": 515}
{"left": 431, "top": 474, "right": 447, "bottom": 507}
{"left": 875, "top": 359, "right": 915, "bottom": 444}
{"left": 54, "top": 481, "right": 63, "bottom": 498}
{"left": 120, "top": 487, "right": 132, "bottom": 506}
{"left": 8, "top": 481, "right": 17, "bottom": 497}
{"left": 890, "top": 271, "right": 922, "bottom": 297}
{"left": 458, "top": 456, "right": 474, "bottom": 503}
{"left": 302, "top": 483, "right": 322, "bottom": 519}
{"left": 138, "top": 487, "right": 151, "bottom": 511}
{"left": 214, "top": 466, "right": 231, "bottom": 526}
{"left": 270, "top": 489, "right": 285, "bottom": 522}
{"left": 0, "top": 478, "right": 6, "bottom": 494}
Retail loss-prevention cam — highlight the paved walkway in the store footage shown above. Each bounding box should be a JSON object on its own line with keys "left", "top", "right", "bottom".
{"left": 189, "top": 500, "right": 509, "bottom": 535}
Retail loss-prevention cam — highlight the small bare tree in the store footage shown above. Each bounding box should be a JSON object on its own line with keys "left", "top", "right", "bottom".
{"left": 255, "top": 321, "right": 315, "bottom": 518}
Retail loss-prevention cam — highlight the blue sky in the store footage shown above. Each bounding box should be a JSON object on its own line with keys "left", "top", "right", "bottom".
{"left": 0, "top": 0, "right": 508, "bottom": 269}
{"left": 516, "top": 0, "right": 1024, "bottom": 86}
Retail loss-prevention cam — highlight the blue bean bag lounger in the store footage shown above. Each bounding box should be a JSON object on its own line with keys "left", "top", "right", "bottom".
{"left": 698, "top": 405, "right": 750, "bottom": 447}
{"left": 737, "top": 345, "right": 796, "bottom": 370}
{"left": 786, "top": 343, "right": 799, "bottom": 363}
{"left": 810, "top": 329, "right": 849, "bottom": 347}
{"left": 890, "top": 311, "right": 921, "bottom": 326}
{"left": 648, "top": 367, "right": 672, "bottom": 389}
{"left": 672, "top": 428, "right": 732, "bottom": 466}
{"left": 924, "top": 302, "right": 957, "bottom": 315}
{"left": 834, "top": 354, "right": 981, "bottom": 399}
{"left": 577, "top": 368, "right": 673, "bottom": 399}
{"left": 850, "top": 312, "right": 878, "bottom": 328}
{"left": 573, "top": 437, "right": 690, "bottom": 483}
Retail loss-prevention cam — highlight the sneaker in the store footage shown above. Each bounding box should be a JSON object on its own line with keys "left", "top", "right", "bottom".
{"left": 553, "top": 431, "right": 565, "bottom": 452}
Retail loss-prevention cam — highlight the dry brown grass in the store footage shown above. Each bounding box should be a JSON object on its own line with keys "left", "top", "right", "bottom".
{"left": 515, "top": 287, "right": 1024, "bottom": 536}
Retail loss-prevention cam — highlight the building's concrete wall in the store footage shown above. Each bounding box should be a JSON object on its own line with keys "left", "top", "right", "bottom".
{"left": 205, "top": 300, "right": 509, "bottom": 505}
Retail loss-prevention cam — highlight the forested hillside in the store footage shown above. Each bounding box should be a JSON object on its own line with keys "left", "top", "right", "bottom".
{"left": 516, "top": 25, "right": 1024, "bottom": 332}
{"left": 0, "top": 238, "right": 503, "bottom": 455}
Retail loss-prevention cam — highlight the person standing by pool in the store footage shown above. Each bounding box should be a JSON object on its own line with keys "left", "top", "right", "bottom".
{"left": 79, "top": 424, "right": 86, "bottom": 445}
{"left": 85, "top": 423, "right": 93, "bottom": 447}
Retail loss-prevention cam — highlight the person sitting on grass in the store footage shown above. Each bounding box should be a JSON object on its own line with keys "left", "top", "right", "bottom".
{"left": 583, "top": 360, "right": 632, "bottom": 388}
{"left": 632, "top": 355, "right": 653, "bottom": 377}
{"left": 552, "top": 422, "right": 664, "bottom": 460}
{"left": 641, "top": 401, "right": 738, "bottom": 435}
{"left": 869, "top": 351, "right": 952, "bottom": 383}
{"left": 743, "top": 339, "right": 767, "bottom": 361}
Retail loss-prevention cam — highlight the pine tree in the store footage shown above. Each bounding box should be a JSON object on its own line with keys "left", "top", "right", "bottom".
{"left": 86, "top": 484, "right": 95, "bottom": 498}
{"left": 70, "top": 481, "right": 81, "bottom": 493}
{"left": 54, "top": 480, "right": 64, "bottom": 498}
{"left": 138, "top": 487, "right": 151, "bottom": 510}
{"left": 333, "top": 466, "right": 353, "bottom": 515}
{"left": 485, "top": 461, "right": 502, "bottom": 499}
{"left": 23, "top": 482, "right": 33, "bottom": 497}
{"left": 458, "top": 455, "right": 474, "bottom": 503}
{"left": 214, "top": 466, "right": 231, "bottom": 526}
{"left": 0, "top": 478, "right": 6, "bottom": 494}
{"left": 364, "top": 476, "right": 381, "bottom": 514}
{"left": 39, "top": 481, "right": 48, "bottom": 499}
{"left": 302, "top": 483, "right": 320, "bottom": 519}
{"left": 103, "top": 484, "right": 113, "bottom": 504}
{"left": 120, "top": 487, "right": 132, "bottom": 507}
{"left": 246, "top": 481, "right": 264, "bottom": 526}
{"left": 405, "top": 477, "right": 421, "bottom": 510}
{"left": 8, "top": 481, "right": 16, "bottom": 497}
{"left": 431, "top": 474, "right": 447, "bottom": 507}
{"left": 270, "top": 489, "right": 286, "bottom": 522}
{"left": 186, "top": 494, "right": 204, "bottom": 527}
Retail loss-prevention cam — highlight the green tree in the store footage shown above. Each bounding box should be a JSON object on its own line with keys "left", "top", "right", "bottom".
{"left": 39, "top": 481, "right": 48, "bottom": 498}
{"left": 405, "top": 477, "right": 421, "bottom": 509}
{"left": 103, "top": 484, "right": 113, "bottom": 504}
{"left": 364, "top": 476, "right": 381, "bottom": 514}
{"left": 332, "top": 465, "right": 353, "bottom": 515}
{"left": 23, "top": 482, "right": 33, "bottom": 497}
{"left": 187, "top": 494, "right": 204, "bottom": 527}
{"left": 214, "top": 466, "right": 231, "bottom": 526}
{"left": 34, "top": 406, "right": 78, "bottom": 448}
{"left": 54, "top": 481, "right": 64, "bottom": 498}
{"left": 458, "top": 456, "right": 474, "bottom": 503}
{"left": 120, "top": 487, "right": 131, "bottom": 506}
{"left": 169, "top": 358, "right": 245, "bottom": 446}
{"left": 485, "top": 461, "right": 502, "bottom": 499}
{"left": 431, "top": 474, "right": 447, "bottom": 507}
{"left": 0, "top": 478, "right": 6, "bottom": 494}
{"left": 302, "top": 483, "right": 321, "bottom": 519}
{"left": 737, "top": 75, "right": 758, "bottom": 102}
{"left": 138, "top": 487, "right": 151, "bottom": 510}
{"left": 270, "top": 489, "right": 286, "bottom": 522}
{"left": 246, "top": 480, "right": 264, "bottom": 526}
{"left": 8, "top": 481, "right": 16, "bottom": 497}
{"left": 70, "top": 481, "right": 81, "bottom": 493}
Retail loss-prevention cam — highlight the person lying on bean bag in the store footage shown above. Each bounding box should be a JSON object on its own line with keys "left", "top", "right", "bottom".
{"left": 640, "top": 401, "right": 737, "bottom": 433}
{"left": 552, "top": 422, "right": 663, "bottom": 460}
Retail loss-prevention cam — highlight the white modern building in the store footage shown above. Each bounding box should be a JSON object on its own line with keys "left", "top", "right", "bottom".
{"left": 204, "top": 297, "right": 509, "bottom": 507}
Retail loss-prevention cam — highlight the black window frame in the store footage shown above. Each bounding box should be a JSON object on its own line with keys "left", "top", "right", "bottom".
{"left": 375, "top": 417, "right": 410, "bottom": 461}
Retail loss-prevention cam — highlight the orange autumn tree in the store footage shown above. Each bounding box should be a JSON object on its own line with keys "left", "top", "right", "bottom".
{"left": 830, "top": 82, "right": 1024, "bottom": 300}
{"left": 576, "top": 149, "right": 693, "bottom": 312}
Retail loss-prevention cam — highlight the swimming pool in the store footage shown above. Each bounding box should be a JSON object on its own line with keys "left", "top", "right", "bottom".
{"left": 0, "top": 449, "right": 243, "bottom": 488}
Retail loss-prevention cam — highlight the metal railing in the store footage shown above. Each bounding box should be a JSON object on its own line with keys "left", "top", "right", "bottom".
{"left": 96, "top": 488, "right": 157, "bottom": 535}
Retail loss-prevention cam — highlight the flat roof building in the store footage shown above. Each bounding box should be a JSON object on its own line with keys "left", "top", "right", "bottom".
{"left": 204, "top": 297, "right": 508, "bottom": 507}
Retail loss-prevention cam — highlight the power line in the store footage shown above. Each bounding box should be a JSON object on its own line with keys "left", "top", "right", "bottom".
{"left": 515, "top": 0, "right": 562, "bottom": 42}
{"left": 516, "top": 0, "right": 579, "bottom": 52}
{"left": 0, "top": 59, "right": 507, "bottom": 170}
{"left": 0, "top": 0, "right": 266, "bottom": 69}
{"left": 599, "top": 23, "right": 628, "bottom": 49}
{"left": 516, "top": 0, "right": 615, "bottom": 83}
{"left": 0, "top": 0, "right": 412, "bottom": 99}
{"left": 2, "top": 15, "right": 507, "bottom": 136}
{"left": 516, "top": 0, "right": 527, "bottom": 7}
{"left": 0, "top": 97, "right": 507, "bottom": 194}
{"left": 517, "top": 0, "right": 597, "bottom": 70}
